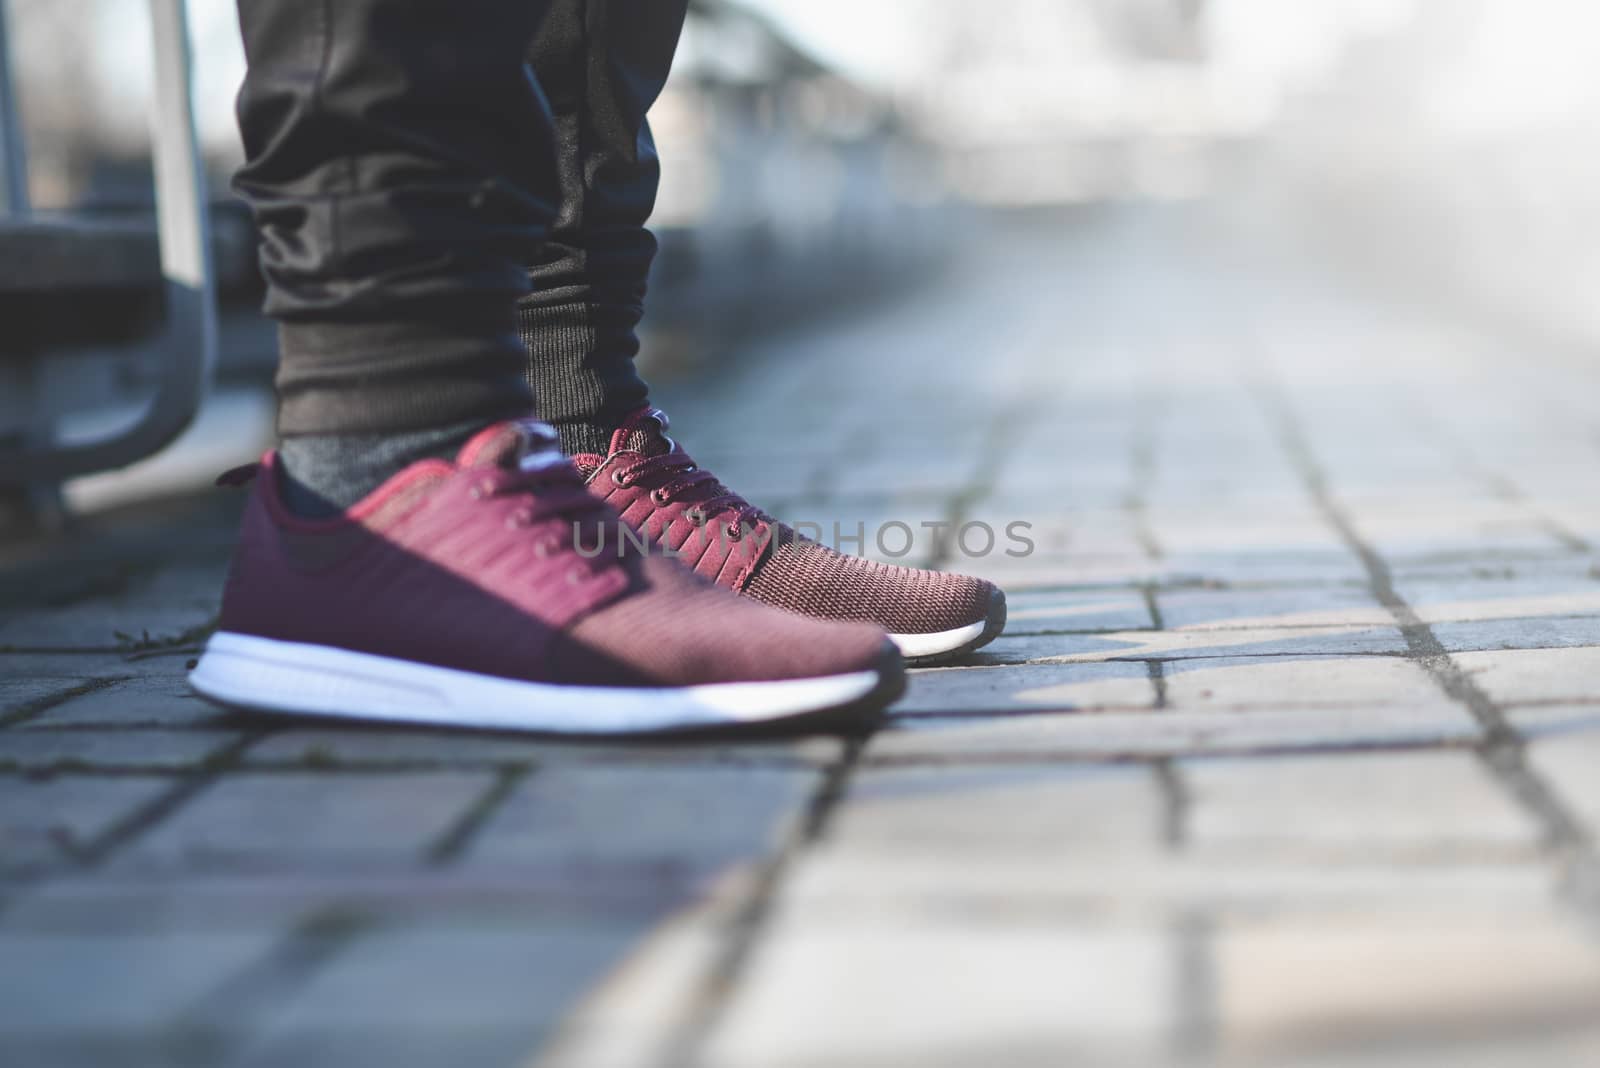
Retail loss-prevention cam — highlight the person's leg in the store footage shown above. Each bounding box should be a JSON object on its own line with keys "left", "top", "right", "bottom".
{"left": 235, "top": 0, "right": 559, "bottom": 513}
{"left": 518, "top": 0, "right": 688, "bottom": 456}
{"left": 517, "top": 1, "right": 1007, "bottom": 662}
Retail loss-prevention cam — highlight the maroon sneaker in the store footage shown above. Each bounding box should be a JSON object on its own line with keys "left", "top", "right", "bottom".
{"left": 574, "top": 407, "right": 1007, "bottom": 664}
{"left": 189, "top": 420, "right": 903, "bottom": 734}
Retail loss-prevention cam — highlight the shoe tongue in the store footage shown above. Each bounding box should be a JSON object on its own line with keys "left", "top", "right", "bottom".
{"left": 456, "top": 418, "right": 567, "bottom": 473}
{"left": 606, "top": 406, "right": 672, "bottom": 459}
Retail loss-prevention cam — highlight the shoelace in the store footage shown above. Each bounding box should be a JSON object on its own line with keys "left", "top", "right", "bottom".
{"left": 612, "top": 453, "right": 768, "bottom": 537}
{"left": 472, "top": 463, "right": 627, "bottom": 572}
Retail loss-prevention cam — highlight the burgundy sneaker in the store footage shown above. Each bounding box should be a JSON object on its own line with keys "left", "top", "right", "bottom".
{"left": 189, "top": 420, "right": 903, "bottom": 735}
{"left": 574, "top": 407, "right": 1007, "bottom": 664}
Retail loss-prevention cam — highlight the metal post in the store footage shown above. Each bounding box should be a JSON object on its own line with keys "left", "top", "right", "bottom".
{"left": 0, "top": 0, "right": 31, "bottom": 215}
{"left": 146, "top": 0, "right": 217, "bottom": 430}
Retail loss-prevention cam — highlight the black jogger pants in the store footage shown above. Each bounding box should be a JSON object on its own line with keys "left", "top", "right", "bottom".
{"left": 233, "top": 0, "right": 687, "bottom": 435}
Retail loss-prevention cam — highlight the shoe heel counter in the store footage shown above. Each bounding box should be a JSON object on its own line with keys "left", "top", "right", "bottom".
{"left": 215, "top": 481, "right": 284, "bottom": 637}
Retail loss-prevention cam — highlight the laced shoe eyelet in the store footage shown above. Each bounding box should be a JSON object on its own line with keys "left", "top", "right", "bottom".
{"left": 611, "top": 469, "right": 631, "bottom": 487}
{"left": 725, "top": 524, "right": 743, "bottom": 541}
{"left": 686, "top": 508, "right": 706, "bottom": 527}
{"left": 650, "top": 488, "right": 669, "bottom": 505}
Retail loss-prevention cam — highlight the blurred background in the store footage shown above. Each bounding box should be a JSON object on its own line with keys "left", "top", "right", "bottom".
{"left": 0, "top": 0, "right": 1595, "bottom": 512}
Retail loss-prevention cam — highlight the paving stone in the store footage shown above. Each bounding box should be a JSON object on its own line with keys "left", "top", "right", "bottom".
{"left": 1182, "top": 751, "right": 1544, "bottom": 860}
{"left": 779, "top": 850, "right": 1553, "bottom": 918}
{"left": 0, "top": 1034, "right": 180, "bottom": 1067}
{"left": 1215, "top": 911, "right": 1600, "bottom": 1063}
{"left": 1152, "top": 551, "right": 1370, "bottom": 587}
{"left": 1385, "top": 549, "right": 1599, "bottom": 578}
{"left": 0, "top": 879, "right": 338, "bottom": 935}
{"left": 1526, "top": 730, "right": 1600, "bottom": 832}
{"left": 1453, "top": 646, "right": 1600, "bottom": 705}
{"left": 703, "top": 914, "right": 1173, "bottom": 1068}
{"left": 534, "top": 906, "right": 727, "bottom": 1068}
{"left": 815, "top": 452, "right": 977, "bottom": 498}
{"left": 0, "top": 776, "right": 176, "bottom": 873}
{"left": 1396, "top": 573, "right": 1600, "bottom": 625}
{"left": 962, "top": 551, "right": 1166, "bottom": 590}
{"left": 244, "top": 727, "right": 840, "bottom": 769}
{"left": 1145, "top": 511, "right": 1351, "bottom": 557}
{"left": 980, "top": 624, "right": 1407, "bottom": 663}
{"left": 0, "top": 929, "right": 281, "bottom": 1046}
{"left": 988, "top": 469, "right": 1135, "bottom": 513}
{"left": 0, "top": 651, "right": 167, "bottom": 679}
{"left": 234, "top": 921, "right": 647, "bottom": 1068}
{"left": 1506, "top": 703, "right": 1600, "bottom": 739}
{"left": 1432, "top": 615, "right": 1600, "bottom": 653}
{"left": 26, "top": 671, "right": 236, "bottom": 729}
{"left": 872, "top": 704, "right": 1479, "bottom": 761}
{"left": 1160, "top": 654, "right": 1450, "bottom": 708}
{"left": 0, "top": 729, "right": 241, "bottom": 771}
{"left": 896, "top": 661, "right": 1155, "bottom": 715}
{"left": 827, "top": 763, "right": 1166, "bottom": 857}
{"left": 0, "top": 676, "right": 99, "bottom": 719}
{"left": 235, "top": 1028, "right": 570, "bottom": 1068}
{"left": 961, "top": 509, "right": 1147, "bottom": 560}
{"left": 1295, "top": 1029, "right": 1600, "bottom": 1068}
{"left": 985, "top": 588, "right": 1154, "bottom": 634}
{"left": 0, "top": 560, "right": 223, "bottom": 649}
{"left": 462, "top": 763, "right": 818, "bottom": 885}
{"left": 1344, "top": 499, "right": 1575, "bottom": 559}
{"left": 3, "top": 869, "right": 680, "bottom": 932}
{"left": 1152, "top": 585, "right": 1389, "bottom": 630}
{"left": 114, "top": 772, "right": 493, "bottom": 873}
{"left": 966, "top": 633, "right": 1130, "bottom": 662}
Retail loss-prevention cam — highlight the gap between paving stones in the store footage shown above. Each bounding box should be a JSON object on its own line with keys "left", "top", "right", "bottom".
{"left": 0, "top": 676, "right": 132, "bottom": 729}
{"left": 989, "top": 641, "right": 1600, "bottom": 667}
{"left": 1, "top": 739, "right": 857, "bottom": 1063}
{"left": 2, "top": 733, "right": 1497, "bottom": 779}
{"left": 425, "top": 766, "right": 534, "bottom": 867}
{"left": 1410, "top": 402, "right": 1596, "bottom": 556}
{"left": 992, "top": 564, "right": 1600, "bottom": 599}
{"left": 159, "top": 905, "right": 377, "bottom": 1066}
{"left": 858, "top": 736, "right": 1484, "bottom": 769}
{"left": 1003, "top": 616, "right": 1600, "bottom": 639}
{"left": 58, "top": 733, "right": 271, "bottom": 870}
{"left": 649, "top": 737, "right": 868, "bottom": 1068}
{"left": 145, "top": 762, "right": 549, "bottom": 1059}
{"left": 1250, "top": 355, "right": 1600, "bottom": 919}
{"left": 926, "top": 400, "right": 1042, "bottom": 572}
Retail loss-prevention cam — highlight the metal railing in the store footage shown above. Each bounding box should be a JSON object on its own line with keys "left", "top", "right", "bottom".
{"left": 0, "top": 0, "right": 217, "bottom": 484}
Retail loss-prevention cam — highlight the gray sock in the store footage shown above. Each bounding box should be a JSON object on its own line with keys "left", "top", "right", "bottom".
{"left": 276, "top": 418, "right": 490, "bottom": 518}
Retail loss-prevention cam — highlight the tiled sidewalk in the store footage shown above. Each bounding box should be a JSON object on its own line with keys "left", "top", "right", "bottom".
{"left": 4, "top": 210, "right": 1600, "bottom": 1067}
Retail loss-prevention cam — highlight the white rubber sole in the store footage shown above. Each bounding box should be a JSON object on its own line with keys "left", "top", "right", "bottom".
{"left": 189, "top": 632, "right": 884, "bottom": 735}
{"left": 888, "top": 619, "right": 990, "bottom": 660}
{"left": 887, "top": 589, "right": 1008, "bottom": 665}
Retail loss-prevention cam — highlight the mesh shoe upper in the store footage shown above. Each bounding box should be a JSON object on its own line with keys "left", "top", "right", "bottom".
{"left": 740, "top": 537, "right": 996, "bottom": 634}
{"left": 575, "top": 407, "right": 1002, "bottom": 637}
{"left": 557, "top": 553, "right": 892, "bottom": 687}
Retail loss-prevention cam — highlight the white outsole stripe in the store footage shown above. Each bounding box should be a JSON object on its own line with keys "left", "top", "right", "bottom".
{"left": 886, "top": 619, "right": 990, "bottom": 659}
{"left": 189, "top": 632, "right": 882, "bottom": 735}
